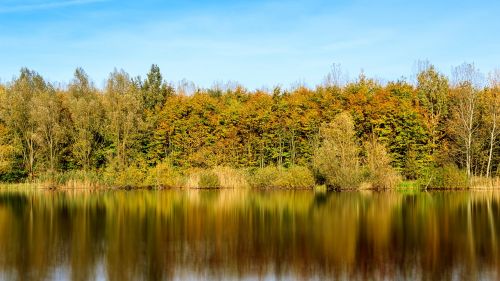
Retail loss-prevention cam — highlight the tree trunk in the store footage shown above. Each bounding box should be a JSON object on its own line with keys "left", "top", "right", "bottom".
{"left": 486, "top": 114, "right": 496, "bottom": 177}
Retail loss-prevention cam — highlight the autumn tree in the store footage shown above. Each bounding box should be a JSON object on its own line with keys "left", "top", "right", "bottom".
{"left": 0, "top": 63, "right": 498, "bottom": 185}
{"left": 364, "top": 139, "right": 401, "bottom": 189}
{"left": 0, "top": 107, "right": 17, "bottom": 179}
{"left": 313, "top": 112, "right": 361, "bottom": 189}
{"left": 103, "top": 69, "right": 142, "bottom": 169}
{"left": 30, "top": 84, "right": 63, "bottom": 172}
{"left": 0, "top": 87, "right": 12, "bottom": 175}
{"left": 0, "top": 69, "right": 49, "bottom": 178}
{"left": 450, "top": 63, "right": 483, "bottom": 178}
{"left": 67, "top": 68, "right": 105, "bottom": 170}
{"left": 484, "top": 70, "right": 500, "bottom": 177}
{"left": 416, "top": 64, "right": 450, "bottom": 155}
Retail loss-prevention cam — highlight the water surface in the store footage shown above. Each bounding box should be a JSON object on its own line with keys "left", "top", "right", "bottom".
{"left": 0, "top": 189, "right": 499, "bottom": 280}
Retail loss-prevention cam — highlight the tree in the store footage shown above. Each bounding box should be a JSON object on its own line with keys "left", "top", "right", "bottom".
{"left": 364, "top": 139, "right": 400, "bottom": 189}
{"left": 103, "top": 69, "right": 142, "bottom": 169}
{"left": 67, "top": 68, "right": 105, "bottom": 170}
{"left": 140, "top": 65, "right": 174, "bottom": 165}
{"left": 0, "top": 69, "right": 49, "bottom": 179}
{"left": 0, "top": 87, "right": 14, "bottom": 175}
{"left": 485, "top": 70, "right": 500, "bottom": 177}
{"left": 313, "top": 112, "right": 361, "bottom": 189}
{"left": 323, "top": 63, "right": 348, "bottom": 88}
{"left": 416, "top": 64, "right": 450, "bottom": 155}
{"left": 0, "top": 124, "right": 16, "bottom": 175}
{"left": 31, "top": 85, "right": 63, "bottom": 172}
{"left": 450, "top": 63, "right": 483, "bottom": 178}
{"left": 141, "top": 64, "right": 172, "bottom": 112}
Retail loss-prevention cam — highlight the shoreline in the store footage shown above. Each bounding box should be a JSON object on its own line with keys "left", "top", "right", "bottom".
{"left": 1, "top": 182, "right": 499, "bottom": 191}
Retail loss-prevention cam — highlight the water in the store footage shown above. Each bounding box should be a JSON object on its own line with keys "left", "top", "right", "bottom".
{"left": 0, "top": 189, "right": 499, "bottom": 281}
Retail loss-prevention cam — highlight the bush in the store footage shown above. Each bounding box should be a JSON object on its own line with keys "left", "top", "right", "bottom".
{"left": 113, "top": 165, "right": 147, "bottom": 188}
{"left": 248, "top": 166, "right": 278, "bottom": 188}
{"left": 273, "top": 166, "right": 315, "bottom": 189}
{"left": 442, "top": 165, "right": 468, "bottom": 189}
{"left": 145, "top": 161, "right": 184, "bottom": 188}
{"left": 364, "top": 139, "right": 401, "bottom": 189}
{"left": 102, "top": 160, "right": 147, "bottom": 188}
{"left": 198, "top": 171, "right": 220, "bottom": 188}
{"left": 418, "top": 164, "right": 468, "bottom": 189}
{"left": 248, "top": 166, "right": 315, "bottom": 189}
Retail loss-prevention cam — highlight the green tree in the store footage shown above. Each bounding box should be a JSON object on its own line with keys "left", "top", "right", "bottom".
{"left": 31, "top": 84, "right": 63, "bottom": 172}
{"left": 103, "top": 69, "right": 142, "bottom": 169}
{"left": 141, "top": 64, "right": 172, "bottom": 112}
{"left": 0, "top": 69, "right": 49, "bottom": 179}
{"left": 140, "top": 65, "right": 174, "bottom": 165}
{"left": 67, "top": 68, "right": 105, "bottom": 170}
{"left": 416, "top": 64, "right": 450, "bottom": 155}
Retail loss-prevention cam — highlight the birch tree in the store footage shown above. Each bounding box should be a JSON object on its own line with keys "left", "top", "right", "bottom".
{"left": 450, "top": 63, "right": 483, "bottom": 178}
{"left": 31, "top": 85, "right": 62, "bottom": 172}
{"left": 485, "top": 70, "right": 500, "bottom": 177}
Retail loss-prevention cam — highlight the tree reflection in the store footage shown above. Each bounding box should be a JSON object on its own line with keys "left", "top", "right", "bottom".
{"left": 0, "top": 189, "right": 498, "bottom": 280}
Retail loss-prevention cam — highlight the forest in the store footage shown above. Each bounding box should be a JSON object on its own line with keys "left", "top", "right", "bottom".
{"left": 0, "top": 63, "right": 498, "bottom": 189}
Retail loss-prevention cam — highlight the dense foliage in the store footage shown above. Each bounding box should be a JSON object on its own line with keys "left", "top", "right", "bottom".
{"left": 0, "top": 63, "right": 498, "bottom": 187}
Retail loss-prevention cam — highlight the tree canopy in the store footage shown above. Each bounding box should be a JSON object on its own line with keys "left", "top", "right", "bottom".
{"left": 0, "top": 64, "right": 499, "bottom": 184}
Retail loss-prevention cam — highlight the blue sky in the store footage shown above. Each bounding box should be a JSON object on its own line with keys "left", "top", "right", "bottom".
{"left": 0, "top": 0, "right": 498, "bottom": 89}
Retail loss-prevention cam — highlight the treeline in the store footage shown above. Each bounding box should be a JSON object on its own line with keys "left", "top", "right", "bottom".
{"left": 0, "top": 63, "right": 498, "bottom": 188}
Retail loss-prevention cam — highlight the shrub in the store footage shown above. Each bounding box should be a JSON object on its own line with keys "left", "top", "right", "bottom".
{"left": 364, "top": 139, "right": 401, "bottom": 189}
{"left": 273, "top": 166, "right": 315, "bottom": 189}
{"left": 248, "top": 166, "right": 315, "bottom": 189}
{"left": 145, "top": 160, "right": 184, "bottom": 188}
{"left": 248, "top": 166, "right": 278, "bottom": 188}
{"left": 113, "top": 165, "right": 147, "bottom": 188}
{"left": 102, "top": 160, "right": 147, "bottom": 188}
{"left": 442, "top": 165, "right": 468, "bottom": 189}
{"left": 418, "top": 164, "right": 468, "bottom": 189}
{"left": 198, "top": 171, "right": 220, "bottom": 188}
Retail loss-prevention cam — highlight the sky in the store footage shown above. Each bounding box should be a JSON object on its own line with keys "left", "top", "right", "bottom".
{"left": 0, "top": 0, "right": 499, "bottom": 89}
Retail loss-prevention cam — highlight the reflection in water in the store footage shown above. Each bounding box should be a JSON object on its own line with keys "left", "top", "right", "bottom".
{"left": 0, "top": 189, "right": 499, "bottom": 280}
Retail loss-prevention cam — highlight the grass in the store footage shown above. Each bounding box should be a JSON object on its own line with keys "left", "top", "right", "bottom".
{"left": 184, "top": 166, "right": 249, "bottom": 189}
{"left": 470, "top": 176, "right": 500, "bottom": 189}
{"left": 397, "top": 180, "right": 419, "bottom": 189}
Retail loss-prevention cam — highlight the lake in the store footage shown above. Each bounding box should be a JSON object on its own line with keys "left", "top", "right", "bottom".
{"left": 0, "top": 188, "right": 499, "bottom": 280}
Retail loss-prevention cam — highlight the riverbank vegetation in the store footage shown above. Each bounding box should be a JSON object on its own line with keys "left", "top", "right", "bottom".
{"left": 0, "top": 62, "right": 499, "bottom": 189}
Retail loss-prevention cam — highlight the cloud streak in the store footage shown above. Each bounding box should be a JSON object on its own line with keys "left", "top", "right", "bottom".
{"left": 0, "top": 0, "right": 108, "bottom": 13}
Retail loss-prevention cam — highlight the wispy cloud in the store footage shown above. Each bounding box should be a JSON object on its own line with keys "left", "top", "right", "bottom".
{"left": 0, "top": 0, "right": 108, "bottom": 13}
